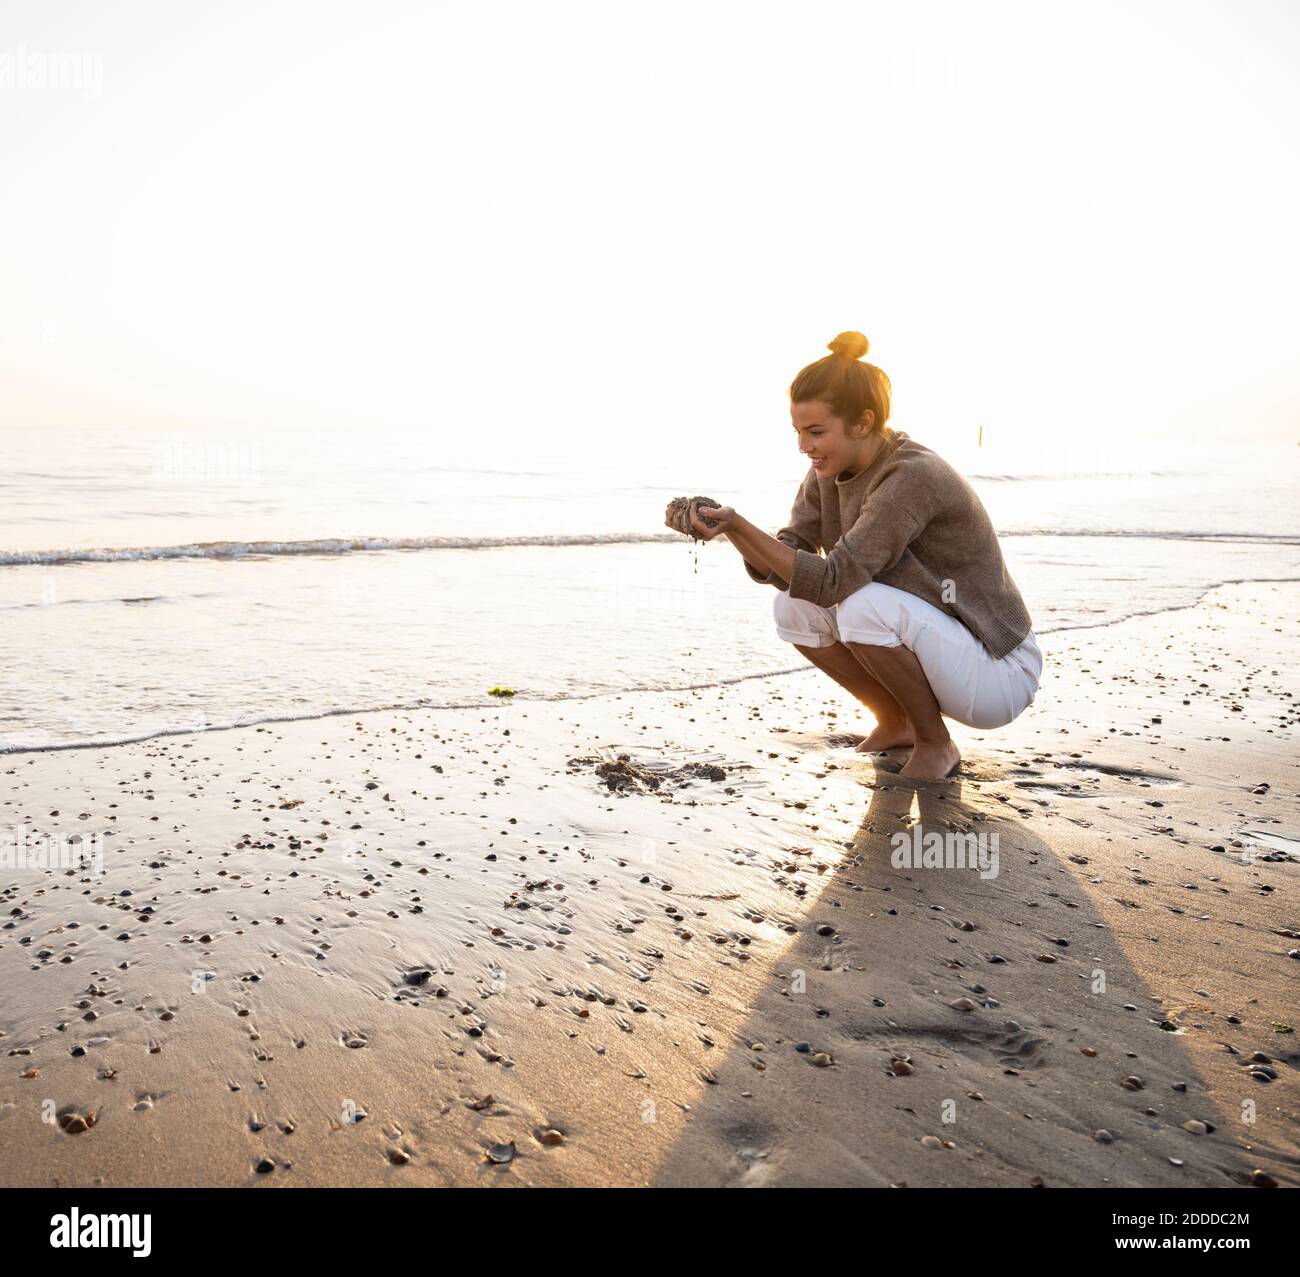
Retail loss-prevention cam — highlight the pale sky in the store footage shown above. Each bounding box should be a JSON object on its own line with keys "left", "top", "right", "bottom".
{"left": 1, "top": 0, "right": 1297, "bottom": 469}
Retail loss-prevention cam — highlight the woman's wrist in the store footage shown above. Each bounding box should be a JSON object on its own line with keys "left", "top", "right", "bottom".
{"left": 726, "top": 514, "right": 761, "bottom": 557}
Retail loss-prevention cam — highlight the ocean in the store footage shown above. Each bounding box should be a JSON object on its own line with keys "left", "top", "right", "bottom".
{"left": 2, "top": 426, "right": 1297, "bottom": 753}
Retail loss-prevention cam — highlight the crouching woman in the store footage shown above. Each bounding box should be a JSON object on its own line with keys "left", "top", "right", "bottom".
{"left": 677, "top": 330, "right": 1042, "bottom": 780}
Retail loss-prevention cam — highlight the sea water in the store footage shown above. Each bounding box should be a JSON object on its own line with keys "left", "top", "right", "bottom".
{"left": 2, "top": 426, "right": 1296, "bottom": 752}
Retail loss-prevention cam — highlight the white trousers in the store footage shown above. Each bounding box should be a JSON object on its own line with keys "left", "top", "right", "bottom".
{"left": 774, "top": 581, "right": 1043, "bottom": 730}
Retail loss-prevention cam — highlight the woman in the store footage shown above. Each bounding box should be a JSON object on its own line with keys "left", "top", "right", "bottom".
{"left": 672, "top": 330, "right": 1041, "bottom": 780}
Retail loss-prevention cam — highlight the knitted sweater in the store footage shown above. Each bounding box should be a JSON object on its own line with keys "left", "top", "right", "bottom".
{"left": 743, "top": 430, "right": 1033, "bottom": 660}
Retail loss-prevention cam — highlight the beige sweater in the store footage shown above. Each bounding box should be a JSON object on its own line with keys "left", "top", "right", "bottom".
{"left": 744, "top": 430, "right": 1033, "bottom": 660}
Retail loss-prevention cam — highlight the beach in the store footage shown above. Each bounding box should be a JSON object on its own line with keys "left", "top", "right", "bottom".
{"left": 2, "top": 576, "right": 1295, "bottom": 1188}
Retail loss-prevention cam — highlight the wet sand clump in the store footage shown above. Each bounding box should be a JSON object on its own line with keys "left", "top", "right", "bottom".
{"left": 568, "top": 753, "right": 729, "bottom": 793}
{"left": 665, "top": 496, "right": 722, "bottom": 539}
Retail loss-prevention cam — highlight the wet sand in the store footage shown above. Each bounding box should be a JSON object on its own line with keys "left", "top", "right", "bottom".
{"left": 1, "top": 579, "right": 1296, "bottom": 1187}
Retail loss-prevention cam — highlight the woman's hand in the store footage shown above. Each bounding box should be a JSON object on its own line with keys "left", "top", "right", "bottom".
{"left": 689, "top": 502, "right": 736, "bottom": 541}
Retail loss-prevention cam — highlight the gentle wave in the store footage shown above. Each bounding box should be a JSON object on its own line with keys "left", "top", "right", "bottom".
{"left": 1001, "top": 529, "right": 1300, "bottom": 544}
{"left": 2, "top": 527, "right": 1298, "bottom": 567}
{"left": 0, "top": 591, "right": 220, "bottom": 612}
{"left": 0, "top": 532, "right": 686, "bottom": 566}
{"left": 3, "top": 575, "right": 1296, "bottom": 757}
{"left": 0, "top": 663, "right": 812, "bottom": 755}
{"left": 965, "top": 469, "right": 1188, "bottom": 482}
{"left": 1039, "top": 575, "right": 1300, "bottom": 634}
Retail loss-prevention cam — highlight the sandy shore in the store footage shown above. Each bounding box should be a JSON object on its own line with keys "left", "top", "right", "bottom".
{"left": 1, "top": 579, "right": 1296, "bottom": 1187}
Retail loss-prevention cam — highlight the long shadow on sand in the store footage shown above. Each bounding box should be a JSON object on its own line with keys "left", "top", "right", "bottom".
{"left": 651, "top": 761, "right": 1279, "bottom": 1187}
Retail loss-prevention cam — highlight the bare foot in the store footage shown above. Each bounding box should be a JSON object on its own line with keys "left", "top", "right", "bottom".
{"left": 854, "top": 718, "right": 915, "bottom": 753}
{"left": 899, "top": 739, "right": 961, "bottom": 780}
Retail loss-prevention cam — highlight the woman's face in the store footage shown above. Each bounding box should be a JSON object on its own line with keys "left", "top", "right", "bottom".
{"left": 791, "top": 400, "right": 875, "bottom": 477}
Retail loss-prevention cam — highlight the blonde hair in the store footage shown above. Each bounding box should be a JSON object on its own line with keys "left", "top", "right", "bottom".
{"left": 789, "top": 330, "right": 893, "bottom": 438}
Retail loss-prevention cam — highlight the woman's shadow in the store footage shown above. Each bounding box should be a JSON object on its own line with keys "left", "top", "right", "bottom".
{"left": 650, "top": 762, "right": 1281, "bottom": 1187}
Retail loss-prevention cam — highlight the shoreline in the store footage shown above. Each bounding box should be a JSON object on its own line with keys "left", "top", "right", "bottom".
{"left": 1, "top": 578, "right": 1296, "bottom": 1187}
{"left": 4, "top": 568, "right": 1299, "bottom": 760}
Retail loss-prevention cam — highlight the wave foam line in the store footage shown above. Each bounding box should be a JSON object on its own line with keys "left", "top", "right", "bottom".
{"left": 5, "top": 573, "right": 1299, "bottom": 758}
{"left": 0, "top": 663, "right": 811, "bottom": 756}
{"left": 2, "top": 528, "right": 1298, "bottom": 567}
{"left": 0, "top": 532, "right": 690, "bottom": 566}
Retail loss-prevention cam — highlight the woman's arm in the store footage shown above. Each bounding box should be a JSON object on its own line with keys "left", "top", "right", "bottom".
{"left": 728, "top": 516, "right": 799, "bottom": 583}
{"left": 688, "top": 505, "right": 798, "bottom": 582}
{"left": 694, "top": 472, "right": 933, "bottom": 608}
{"left": 732, "top": 468, "right": 823, "bottom": 586}
{"left": 735, "top": 524, "right": 784, "bottom": 580}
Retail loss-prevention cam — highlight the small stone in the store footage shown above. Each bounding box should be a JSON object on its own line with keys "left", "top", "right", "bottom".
{"left": 1182, "top": 1120, "right": 1208, "bottom": 1135}
{"left": 1094, "top": 1129, "right": 1114, "bottom": 1144}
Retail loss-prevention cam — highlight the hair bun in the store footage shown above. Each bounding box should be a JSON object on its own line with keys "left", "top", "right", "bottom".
{"left": 827, "top": 331, "right": 869, "bottom": 360}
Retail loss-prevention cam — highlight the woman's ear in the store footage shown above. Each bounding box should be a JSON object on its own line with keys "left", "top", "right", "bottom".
{"left": 856, "top": 409, "right": 875, "bottom": 436}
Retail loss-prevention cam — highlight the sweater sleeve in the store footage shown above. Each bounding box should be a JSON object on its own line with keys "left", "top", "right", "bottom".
{"left": 787, "top": 471, "right": 934, "bottom": 607}
{"left": 743, "top": 468, "right": 822, "bottom": 589}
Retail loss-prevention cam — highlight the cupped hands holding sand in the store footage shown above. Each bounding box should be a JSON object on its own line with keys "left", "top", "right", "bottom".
{"left": 664, "top": 495, "right": 734, "bottom": 541}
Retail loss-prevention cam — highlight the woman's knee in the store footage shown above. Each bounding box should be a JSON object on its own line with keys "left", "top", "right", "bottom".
{"left": 773, "top": 590, "right": 838, "bottom": 647}
{"left": 835, "top": 581, "right": 905, "bottom": 645}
